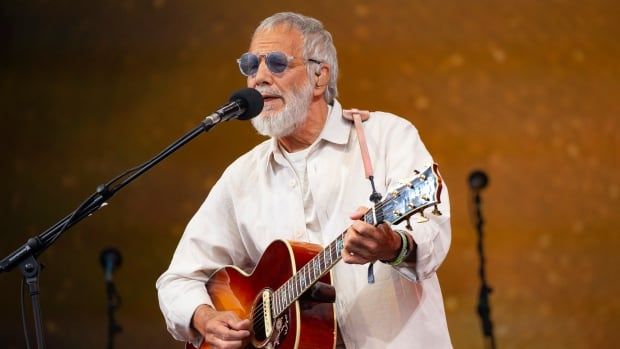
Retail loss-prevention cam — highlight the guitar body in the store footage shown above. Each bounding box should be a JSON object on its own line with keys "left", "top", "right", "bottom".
{"left": 185, "top": 164, "right": 444, "bottom": 349}
{"left": 193, "top": 240, "right": 336, "bottom": 349}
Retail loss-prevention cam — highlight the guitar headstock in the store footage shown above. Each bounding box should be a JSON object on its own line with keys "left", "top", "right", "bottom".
{"left": 379, "top": 164, "right": 443, "bottom": 226}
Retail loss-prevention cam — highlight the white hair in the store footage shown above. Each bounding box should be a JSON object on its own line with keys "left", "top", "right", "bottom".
{"left": 253, "top": 12, "right": 339, "bottom": 104}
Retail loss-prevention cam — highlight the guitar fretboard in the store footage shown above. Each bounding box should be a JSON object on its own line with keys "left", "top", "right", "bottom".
{"left": 269, "top": 164, "right": 440, "bottom": 318}
{"left": 270, "top": 207, "right": 384, "bottom": 317}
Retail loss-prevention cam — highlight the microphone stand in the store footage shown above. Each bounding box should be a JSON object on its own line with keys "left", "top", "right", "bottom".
{"left": 105, "top": 277, "right": 122, "bottom": 349}
{"left": 469, "top": 170, "right": 497, "bottom": 349}
{"left": 0, "top": 117, "right": 225, "bottom": 349}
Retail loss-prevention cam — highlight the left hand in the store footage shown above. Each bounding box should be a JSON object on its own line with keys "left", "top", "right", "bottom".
{"left": 342, "top": 206, "right": 402, "bottom": 264}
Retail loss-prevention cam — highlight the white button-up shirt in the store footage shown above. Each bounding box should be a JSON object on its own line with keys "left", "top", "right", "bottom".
{"left": 156, "top": 100, "right": 453, "bottom": 348}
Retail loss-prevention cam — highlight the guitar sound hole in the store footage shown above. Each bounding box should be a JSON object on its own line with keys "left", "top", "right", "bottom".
{"left": 252, "top": 297, "right": 268, "bottom": 342}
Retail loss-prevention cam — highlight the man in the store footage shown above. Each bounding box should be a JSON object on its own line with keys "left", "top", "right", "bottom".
{"left": 157, "top": 12, "right": 452, "bottom": 349}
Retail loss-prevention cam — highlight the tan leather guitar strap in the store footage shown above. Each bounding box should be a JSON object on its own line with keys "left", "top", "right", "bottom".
{"left": 342, "top": 108, "right": 373, "bottom": 179}
{"left": 342, "top": 108, "right": 380, "bottom": 284}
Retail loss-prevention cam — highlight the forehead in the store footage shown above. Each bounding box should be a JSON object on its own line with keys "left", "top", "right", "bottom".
{"left": 249, "top": 24, "right": 305, "bottom": 56}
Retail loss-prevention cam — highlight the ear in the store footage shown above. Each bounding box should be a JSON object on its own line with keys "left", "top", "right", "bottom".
{"left": 313, "top": 63, "right": 330, "bottom": 96}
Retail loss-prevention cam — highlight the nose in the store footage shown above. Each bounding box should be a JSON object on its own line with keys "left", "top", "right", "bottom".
{"left": 249, "top": 57, "right": 273, "bottom": 88}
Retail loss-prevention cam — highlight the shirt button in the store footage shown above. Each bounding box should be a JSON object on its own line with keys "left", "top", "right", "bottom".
{"left": 289, "top": 180, "right": 297, "bottom": 187}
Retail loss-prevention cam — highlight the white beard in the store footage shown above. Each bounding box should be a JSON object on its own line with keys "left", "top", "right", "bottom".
{"left": 252, "top": 81, "right": 313, "bottom": 138}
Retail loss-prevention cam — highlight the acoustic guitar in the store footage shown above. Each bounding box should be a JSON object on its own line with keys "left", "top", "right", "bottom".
{"left": 190, "top": 164, "right": 443, "bottom": 349}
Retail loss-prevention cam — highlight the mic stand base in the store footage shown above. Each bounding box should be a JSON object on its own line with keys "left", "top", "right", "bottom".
{"left": 19, "top": 255, "right": 46, "bottom": 349}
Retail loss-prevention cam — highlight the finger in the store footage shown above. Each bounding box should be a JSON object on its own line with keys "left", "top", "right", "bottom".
{"left": 342, "top": 247, "right": 371, "bottom": 264}
{"left": 349, "top": 220, "right": 380, "bottom": 238}
{"left": 349, "top": 206, "right": 369, "bottom": 220}
{"left": 342, "top": 235, "right": 373, "bottom": 262}
{"left": 227, "top": 318, "right": 251, "bottom": 331}
{"left": 346, "top": 225, "right": 380, "bottom": 252}
{"left": 206, "top": 317, "right": 251, "bottom": 341}
{"left": 344, "top": 229, "right": 369, "bottom": 254}
{"left": 376, "top": 222, "right": 393, "bottom": 236}
{"left": 208, "top": 335, "right": 245, "bottom": 349}
{"left": 213, "top": 324, "right": 251, "bottom": 341}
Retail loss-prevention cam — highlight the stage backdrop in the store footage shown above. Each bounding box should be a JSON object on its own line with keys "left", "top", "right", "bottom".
{"left": 1, "top": 1, "right": 618, "bottom": 348}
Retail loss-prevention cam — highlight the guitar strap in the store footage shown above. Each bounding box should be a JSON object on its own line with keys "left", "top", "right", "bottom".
{"left": 342, "top": 108, "right": 381, "bottom": 284}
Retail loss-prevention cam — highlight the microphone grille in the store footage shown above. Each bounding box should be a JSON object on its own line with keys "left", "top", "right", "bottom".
{"left": 468, "top": 170, "right": 489, "bottom": 190}
{"left": 230, "top": 88, "right": 264, "bottom": 120}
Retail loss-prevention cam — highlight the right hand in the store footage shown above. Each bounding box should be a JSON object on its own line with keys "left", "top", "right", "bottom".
{"left": 192, "top": 304, "right": 252, "bottom": 349}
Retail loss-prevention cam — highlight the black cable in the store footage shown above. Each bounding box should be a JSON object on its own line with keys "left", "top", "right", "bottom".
{"left": 20, "top": 278, "right": 32, "bottom": 349}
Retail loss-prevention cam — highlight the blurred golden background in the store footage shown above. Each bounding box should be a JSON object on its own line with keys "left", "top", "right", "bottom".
{"left": 1, "top": 1, "right": 618, "bottom": 348}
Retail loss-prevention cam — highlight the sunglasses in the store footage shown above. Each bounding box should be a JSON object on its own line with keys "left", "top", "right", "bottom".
{"left": 237, "top": 51, "right": 321, "bottom": 77}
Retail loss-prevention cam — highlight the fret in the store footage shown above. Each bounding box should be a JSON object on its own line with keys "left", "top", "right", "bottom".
{"left": 291, "top": 279, "right": 295, "bottom": 299}
{"left": 288, "top": 281, "right": 292, "bottom": 303}
{"left": 364, "top": 210, "right": 372, "bottom": 225}
{"left": 376, "top": 206, "right": 384, "bottom": 224}
{"left": 313, "top": 258, "right": 318, "bottom": 278}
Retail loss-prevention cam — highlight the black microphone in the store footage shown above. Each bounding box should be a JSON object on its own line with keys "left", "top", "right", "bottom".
{"left": 203, "top": 88, "right": 264, "bottom": 126}
{"left": 468, "top": 170, "right": 489, "bottom": 191}
{"left": 100, "top": 248, "right": 122, "bottom": 282}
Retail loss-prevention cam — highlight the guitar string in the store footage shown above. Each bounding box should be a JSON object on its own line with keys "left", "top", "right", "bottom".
{"left": 235, "top": 172, "right": 436, "bottom": 334}
{"left": 250, "top": 252, "right": 338, "bottom": 320}
{"left": 250, "top": 175, "right": 435, "bottom": 323}
{"left": 249, "top": 235, "right": 345, "bottom": 318}
{"left": 249, "top": 247, "right": 345, "bottom": 324}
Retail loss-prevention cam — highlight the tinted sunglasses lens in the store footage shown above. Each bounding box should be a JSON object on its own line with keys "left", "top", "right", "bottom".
{"left": 265, "top": 52, "right": 289, "bottom": 73}
{"left": 238, "top": 53, "right": 258, "bottom": 76}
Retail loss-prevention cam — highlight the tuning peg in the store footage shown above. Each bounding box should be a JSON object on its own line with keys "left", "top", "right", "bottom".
{"left": 432, "top": 205, "right": 442, "bottom": 216}
{"left": 414, "top": 170, "right": 420, "bottom": 175}
{"left": 415, "top": 211, "right": 429, "bottom": 223}
{"left": 405, "top": 218, "right": 413, "bottom": 230}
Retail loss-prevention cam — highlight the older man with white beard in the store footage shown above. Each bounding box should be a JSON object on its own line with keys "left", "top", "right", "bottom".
{"left": 157, "top": 12, "right": 453, "bottom": 349}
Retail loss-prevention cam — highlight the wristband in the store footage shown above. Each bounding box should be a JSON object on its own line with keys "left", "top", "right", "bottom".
{"left": 382, "top": 229, "right": 409, "bottom": 266}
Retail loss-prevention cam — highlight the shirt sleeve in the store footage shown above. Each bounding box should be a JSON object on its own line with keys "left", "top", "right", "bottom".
{"left": 155, "top": 172, "right": 247, "bottom": 344}
{"left": 379, "top": 114, "right": 452, "bottom": 282}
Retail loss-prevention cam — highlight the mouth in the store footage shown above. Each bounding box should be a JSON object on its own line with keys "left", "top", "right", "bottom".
{"left": 261, "top": 93, "right": 283, "bottom": 104}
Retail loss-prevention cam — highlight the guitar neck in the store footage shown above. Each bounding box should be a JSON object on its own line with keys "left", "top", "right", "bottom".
{"left": 270, "top": 164, "right": 441, "bottom": 318}
{"left": 271, "top": 208, "right": 383, "bottom": 318}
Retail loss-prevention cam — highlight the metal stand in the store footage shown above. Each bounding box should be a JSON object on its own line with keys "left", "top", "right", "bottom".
{"left": 105, "top": 279, "right": 122, "bottom": 349}
{"left": 469, "top": 170, "right": 497, "bottom": 349}
{"left": 1, "top": 114, "right": 221, "bottom": 349}
{"left": 473, "top": 191, "right": 497, "bottom": 349}
{"left": 18, "top": 242, "right": 46, "bottom": 349}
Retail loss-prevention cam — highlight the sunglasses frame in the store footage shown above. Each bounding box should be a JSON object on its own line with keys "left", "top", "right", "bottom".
{"left": 237, "top": 51, "right": 322, "bottom": 77}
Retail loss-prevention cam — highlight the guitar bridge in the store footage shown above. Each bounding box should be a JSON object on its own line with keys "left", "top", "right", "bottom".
{"left": 261, "top": 290, "right": 273, "bottom": 338}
